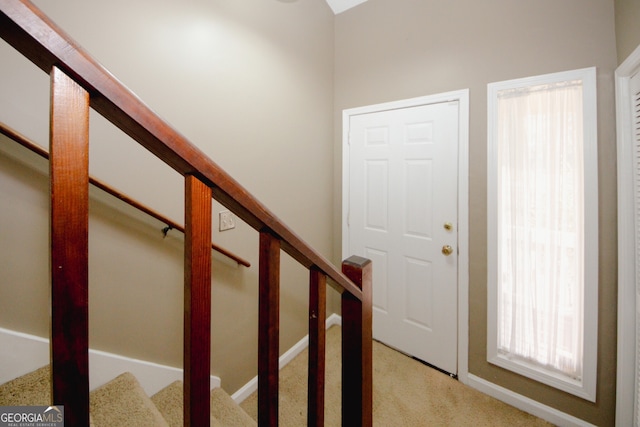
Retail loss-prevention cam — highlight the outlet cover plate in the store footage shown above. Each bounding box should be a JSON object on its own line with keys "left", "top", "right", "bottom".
{"left": 219, "top": 210, "right": 235, "bottom": 231}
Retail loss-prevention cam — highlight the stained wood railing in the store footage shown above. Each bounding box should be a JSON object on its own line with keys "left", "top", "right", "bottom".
{"left": 0, "top": 121, "right": 251, "bottom": 268}
{"left": 0, "top": 1, "right": 372, "bottom": 426}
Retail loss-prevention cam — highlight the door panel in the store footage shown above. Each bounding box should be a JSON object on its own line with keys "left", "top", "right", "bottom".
{"left": 348, "top": 101, "right": 459, "bottom": 374}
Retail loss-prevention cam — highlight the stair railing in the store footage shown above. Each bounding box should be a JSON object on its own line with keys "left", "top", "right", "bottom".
{"left": 0, "top": 121, "right": 251, "bottom": 268}
{"left": 0, "top": 1, "right": 373, "bottom": 426}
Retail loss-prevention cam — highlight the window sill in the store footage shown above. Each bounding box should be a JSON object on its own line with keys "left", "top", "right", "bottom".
{"left": 488, "top": 353, "right": 596, "bottom": 402}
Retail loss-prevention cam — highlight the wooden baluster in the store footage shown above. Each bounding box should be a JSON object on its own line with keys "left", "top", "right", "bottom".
{"left": 258, "top": 230, "right": 280, "bottom": 427}
{"left": 184, "top": 175, "right": 212, "bottom": 427}
{"left": 341, "top": 256, "right": 373, "bottom": 427}
{"left": 308, "top": 268, "right": 327, "bottom": 427}
{"left": 49, "top": 66, "right": 90, "bottom": 426}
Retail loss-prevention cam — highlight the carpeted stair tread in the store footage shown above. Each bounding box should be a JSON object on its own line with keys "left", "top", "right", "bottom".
{"left": 1, "top": 367, "right": 254, "bottom": 427}
{"left": 151, "top": 380, "right": 255, "bottom": 427}
{"left": 210, "top": 387, "right": 256, "bottom": 427}
{"left": 90, "top": 372, "right": 168, "bottom": 427}
{"left": 150, "top": 380, "right": 221, "bottom": 427}
{"left": 150, "top": 381, "right": 189, "bottom": 427}
{"left": 0, "top": 365, "right": 50, "bottom": 407}
{"left": 0, "top": 366, "right": 96, "bottom": 426}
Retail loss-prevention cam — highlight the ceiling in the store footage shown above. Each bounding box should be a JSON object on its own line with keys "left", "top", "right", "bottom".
{"left": 325, "top": 0, "right": 369, "bottom": 14}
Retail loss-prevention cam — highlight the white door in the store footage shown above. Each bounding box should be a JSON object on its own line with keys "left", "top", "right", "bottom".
{"left": 346, "top": 101, "right": 459, "bottom": 374}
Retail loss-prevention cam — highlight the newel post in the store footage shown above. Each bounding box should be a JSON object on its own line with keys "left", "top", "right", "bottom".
{"left": 341, "top": 256, "right": 373, "bottom": 427}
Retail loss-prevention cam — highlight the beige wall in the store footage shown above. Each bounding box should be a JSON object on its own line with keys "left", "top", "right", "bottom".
{"left": 615, "top": 0, "right": 640, "bottom": 63}
{"left": 334, "top": 1, "right": 618, "bottom": 425}
{"left": 0, "top": 0, "right": 624, "bottom": 423}
{"left": 0, "top": 0, "right": 335, "bottom": 393}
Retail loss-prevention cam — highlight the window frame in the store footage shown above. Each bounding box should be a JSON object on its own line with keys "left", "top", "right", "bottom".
{"left": 486, "top": 67, "right": 598, "bottom": 401}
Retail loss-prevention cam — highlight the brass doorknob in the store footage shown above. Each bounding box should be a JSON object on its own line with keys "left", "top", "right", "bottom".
{"left": 442, "top": 245, "right": 453, "bottom": 256}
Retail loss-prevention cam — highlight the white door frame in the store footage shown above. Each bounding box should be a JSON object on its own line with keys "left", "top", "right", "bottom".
{"left": 616, "top": 44, "right": 640, "bottom": 427}
{"left": 342, "top": 89, "right": 470, "bottom": 382}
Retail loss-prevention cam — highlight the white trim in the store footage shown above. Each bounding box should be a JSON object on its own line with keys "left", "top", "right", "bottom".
{"left": 486, "top": 67, "right": 599, "bottom": 401}
{"left": 467, "top": 374, "right": 597, "bottom": 427}
{"left": 615, "top": 43, "right": 640, "bottom": 427}
{"left": 341, "top": 90, "right": 470, "bottom": 383}
{"left": 0, "top": 327, "right": 221, "bottom": 396}
{"left": 231, "top": 314, "right": 342, "bottom": 403}
{"left": 0, "top": 328, "right": 50, "bottom": 384}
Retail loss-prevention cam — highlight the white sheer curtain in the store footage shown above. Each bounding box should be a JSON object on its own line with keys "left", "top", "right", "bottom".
{"left": 496, "top": 80, "right": 584, "bottom": 380}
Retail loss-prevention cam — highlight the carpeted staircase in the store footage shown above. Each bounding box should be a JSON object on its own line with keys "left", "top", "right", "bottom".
{"left": 0, "top": 327, "right": 556, "bottom": 426}
{"left": 0, "top": 365, "right": 256, "bottom": 426}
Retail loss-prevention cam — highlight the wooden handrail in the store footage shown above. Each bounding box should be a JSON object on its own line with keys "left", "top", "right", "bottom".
{"left": 0, "top": 121, "right": 251, "bottom": 268}
{"left": 1, "top": 1, "right": 372, "bottom": 426}
{"left": 0, "top": 0, "right": 361, "bottom": 298}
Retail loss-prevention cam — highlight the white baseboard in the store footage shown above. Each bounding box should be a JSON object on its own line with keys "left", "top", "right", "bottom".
{"left": 467, "top": 374, "right": 596, "bottom": 427}
{"left": 0, "top": 327, "right": 221, "bottom": 396}
{"left": 0, "top": 328, "right": 50, "bottom": 386}
{"left": 231, "top": 313, "right": 342, "bottom": 404}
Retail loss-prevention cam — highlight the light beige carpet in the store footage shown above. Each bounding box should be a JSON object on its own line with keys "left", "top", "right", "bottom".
{"left": 0, "top": 365, "right": 254, "bottom": 427}
{"left": 240, "top": 325, "right": 554, "bottom": 426}
{"left": 151, "top": 380, "right": 255, "bottom": 427}
{"left": 90, "top": 372, "right": 168, "bottom": 427}
{"left": 210, "top": 387, "right": 258, "bottom": 426}
{"left": 151, "top": 380, "right": 195, "bottom": 427}
{"left": 0, "top": 365, "right": 51, "bottom": 407}
{"left": 0, "top": 365, "right": 97, "bottom": 426}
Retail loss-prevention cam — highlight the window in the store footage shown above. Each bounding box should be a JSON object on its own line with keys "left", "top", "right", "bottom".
{"left": 487, "top": 67, "right": 598, "bottom": 401}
